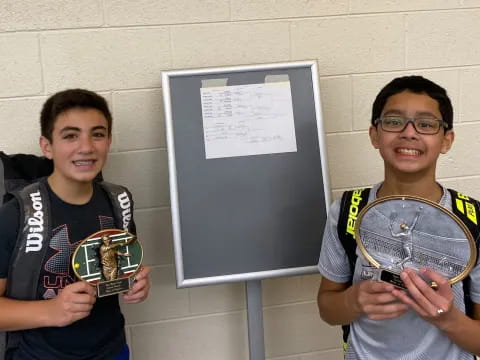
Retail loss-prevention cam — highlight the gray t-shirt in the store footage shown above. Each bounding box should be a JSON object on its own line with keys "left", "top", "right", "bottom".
{"left": 318, "top": 183, "right": 480, "bottom": 360}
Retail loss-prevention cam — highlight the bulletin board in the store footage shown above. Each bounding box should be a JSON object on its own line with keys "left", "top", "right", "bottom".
{"left": 162, "top": 61, "right": 330, "bottom": 287}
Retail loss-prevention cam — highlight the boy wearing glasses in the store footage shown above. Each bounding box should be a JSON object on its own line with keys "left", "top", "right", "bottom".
{"left": 317, "top": 76, "right": 480, "bottom": 359}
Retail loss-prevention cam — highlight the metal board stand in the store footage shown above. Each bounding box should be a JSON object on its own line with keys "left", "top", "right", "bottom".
{"left": 246, "top": 280, "right": 265, "bottom": 360}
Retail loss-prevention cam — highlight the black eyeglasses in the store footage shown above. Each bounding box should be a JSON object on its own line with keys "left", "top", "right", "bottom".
{"left": 375, "top": 115, "right": 448, "bottom": 135}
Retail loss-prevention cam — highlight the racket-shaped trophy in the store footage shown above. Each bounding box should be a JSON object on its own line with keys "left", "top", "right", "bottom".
{"left": 72, "top": 229, "right": 143, "bottom": 297}
{"left": 355, "top": 195, "right": 477, "bottom": 289}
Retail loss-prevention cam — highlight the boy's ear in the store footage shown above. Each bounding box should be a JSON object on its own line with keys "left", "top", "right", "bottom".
{"left": 369, "top": 125, "right": 380, "bottom": 149}
{"left": 39, "top": 136, "right": 53, "bottom": 159}
{"left": 441, "top": 130, "right": 455, "bottom": 154}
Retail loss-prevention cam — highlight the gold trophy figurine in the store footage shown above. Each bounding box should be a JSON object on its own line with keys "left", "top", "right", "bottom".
{"left": 99, "top": 234, "right": 133, "bottom": 281}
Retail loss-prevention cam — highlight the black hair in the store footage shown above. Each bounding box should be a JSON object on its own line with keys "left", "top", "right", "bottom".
{"left": 371, "top": 75, "right": 453, "bottom": 130}
{"left": 40, "top": 89, "right": 112, "bottom": 141}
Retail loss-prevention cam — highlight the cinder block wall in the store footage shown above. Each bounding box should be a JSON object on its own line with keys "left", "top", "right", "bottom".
{"left": 1, "top": 2, "right": 480, "bottom": 359}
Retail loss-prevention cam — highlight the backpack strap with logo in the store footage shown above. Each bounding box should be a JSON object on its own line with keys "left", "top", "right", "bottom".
{"left": 337, "top": 188, "right": 371, "bottom": 276}
{"left": 99, "top": 181, "right": 135, "bottom": 233}
{"left": 447, "top": 189, "right": 480, "bottom": 317}
{"left": 336, "top": 188, "right": 371, "bottom": 347}
{"left": 7, "top": 180, "right": 51, "bottom": 300}
{"left": 4, "top": 180, "right": 51, "bottom": 359}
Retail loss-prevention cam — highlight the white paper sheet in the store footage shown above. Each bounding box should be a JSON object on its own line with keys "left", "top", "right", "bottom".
{"left": 200, "top": 81, "right": 297, "bottom": 159}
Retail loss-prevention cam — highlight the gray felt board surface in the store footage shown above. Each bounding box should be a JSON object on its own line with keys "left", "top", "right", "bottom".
{"left": 163, "top": 62, "right": 329, "bottom": 286}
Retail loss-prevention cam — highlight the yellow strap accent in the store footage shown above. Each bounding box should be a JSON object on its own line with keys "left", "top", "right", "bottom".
{"left": 456, "top": 199, "right": 465, "bottom": 214}
{"left": 465, "top": 202, "right": 478, "bottom": 225}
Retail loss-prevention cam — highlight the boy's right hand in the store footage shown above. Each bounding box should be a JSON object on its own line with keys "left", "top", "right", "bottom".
{"left": 47, "top": 281, "right": 96, "bottom": 327}
{"left": 353, "top": 280, "right": 409, "bottom": 320}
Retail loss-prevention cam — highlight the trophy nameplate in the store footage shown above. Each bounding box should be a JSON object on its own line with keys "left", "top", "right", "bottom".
{"left": 354, "top": 195, "right": 476, "bottom": 289}
{"left": 72, "top": 229, "right": 143, "bottom": 297}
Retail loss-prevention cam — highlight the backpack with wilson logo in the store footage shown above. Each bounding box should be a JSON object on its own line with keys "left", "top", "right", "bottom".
{"left": 0, "top": 151, "right": 133, "bottom": 359}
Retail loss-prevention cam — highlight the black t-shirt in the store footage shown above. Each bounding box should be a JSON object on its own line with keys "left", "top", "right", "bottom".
{"left": 0, "top": 181, "right": 130, "bottom": 360}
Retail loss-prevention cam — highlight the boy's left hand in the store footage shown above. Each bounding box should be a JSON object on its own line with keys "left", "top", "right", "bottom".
{"left": 122, "top": 265, "right": 151, "bottom": 304}
{"left": 392, "top": 267, "right": 455, "bottom": 326}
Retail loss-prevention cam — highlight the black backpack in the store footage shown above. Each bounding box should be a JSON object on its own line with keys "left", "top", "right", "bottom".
{"left": 0, "top": 151, "right": 53, "bottom": 204}
{"left": 337, "top": 187, "right": 480, "bottom": 350}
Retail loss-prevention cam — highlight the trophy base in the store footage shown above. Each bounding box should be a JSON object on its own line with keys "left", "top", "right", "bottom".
{"left": 379, "top": 269, "right": 406, "bottom": 289}
{"left": 97, "top": 277, "right": 134, "bottom": 297}
{"left": 378, "top": 268, "right": 435, "bottom": 289}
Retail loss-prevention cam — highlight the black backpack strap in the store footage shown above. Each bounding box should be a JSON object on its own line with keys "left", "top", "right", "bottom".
{"left": 448, "top": 189, "right": 480, "bottom": 318}
{"left": 4, "top": 180, "right": 51, "bottom": 357}
{"left": 7, "top": 180, "right": 51, "bottom": 300}
{"left": 337, "top": 188, "right": 371, "bottom": 276}
{"left": 99, "top": 182, "right": 135, "bottom": 234}
{"left": 337, "top": 188, "right": 371, "bottom": 347}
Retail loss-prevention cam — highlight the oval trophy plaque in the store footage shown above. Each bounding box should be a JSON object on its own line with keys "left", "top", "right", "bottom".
{"left": 72, "top": 229, "right": 143, "bottom": 297}
{"left": 355, "top": 195, "right": 477, "bottom": 289}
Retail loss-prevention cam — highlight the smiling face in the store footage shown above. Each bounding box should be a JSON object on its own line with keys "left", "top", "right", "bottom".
{"left": 40, "top": 108, "right": 112, "bottom": 190}
{"left": 369, "top": 91, "right": 454, "bottom": 179}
